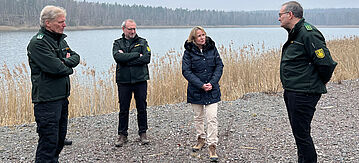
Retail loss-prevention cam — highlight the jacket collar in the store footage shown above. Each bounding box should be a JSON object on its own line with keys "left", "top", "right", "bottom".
{"left": 288, "top": 18, "right": 305, "bottom": 40}
{"left": 184, "top": 36, "right": 216, "bottom": 53}
{"left": 121, "top": 33, "right": 139, "bottom": 43}
{"left": 40, "top": 27, "right": 67, "bottom": 41}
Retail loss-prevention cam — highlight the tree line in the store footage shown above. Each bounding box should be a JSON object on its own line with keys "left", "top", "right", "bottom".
{"left": 1, "top": 0, "right": 359, "bottom": 27}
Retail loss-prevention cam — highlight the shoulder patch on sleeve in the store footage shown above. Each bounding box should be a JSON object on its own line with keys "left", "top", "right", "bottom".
{"left": 315, "top": 48, "right": 325, "bottom": 58}
{"left": 36, "top": 33, "right": 44, "bottom": 39}
{"left": 304, "top": 23, "right": 313, "bottom": 31}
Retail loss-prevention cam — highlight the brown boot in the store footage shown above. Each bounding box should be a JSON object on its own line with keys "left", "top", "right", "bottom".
{"left": 139, "top": 133, "right": 150, "bottom": 145}
{"left": 192, "top": 136, "right": 205, "bottom": 152}
{"left": 115, "top": 134, "right": 127, "bottom": 147}
{"left": 209, "top": 144, "right": 218, "bottom": 162}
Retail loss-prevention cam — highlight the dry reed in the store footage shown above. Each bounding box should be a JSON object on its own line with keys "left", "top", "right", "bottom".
{"left": 1, "top": 36, "right": 358, "bottom": 126}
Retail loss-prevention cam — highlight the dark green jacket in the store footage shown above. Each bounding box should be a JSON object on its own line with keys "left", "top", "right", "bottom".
{"left": 27, "top": 28, "right": 80, "bottom": 103}
{"left": 112, "top": 34, "right": 151, "bottom": 84}
{"left": 280, "top": 18, "right": 337, "bottom": 94}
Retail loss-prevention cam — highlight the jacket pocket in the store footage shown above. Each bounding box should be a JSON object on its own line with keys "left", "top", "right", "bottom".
{"left": 188, "top": 86, "right": 202, "bottom": 101}
{"left": 206, "top": 55, "right": 216, "bottom": 66}
{"left": 211, "top": 91, "right": 219, "bottom": 99}
{"left": 131, "top": 44, "right": 143, "bottom": 53}
{"left": 211, "top": 85, "right": 221, "bottom": 99}
{"left": 191, "top": 57, "right": 204, "bottom": 70}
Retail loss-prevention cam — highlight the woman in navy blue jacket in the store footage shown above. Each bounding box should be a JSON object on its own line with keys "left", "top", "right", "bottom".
{"left": 182, "top": 26, "right": 224, "bottom": 162}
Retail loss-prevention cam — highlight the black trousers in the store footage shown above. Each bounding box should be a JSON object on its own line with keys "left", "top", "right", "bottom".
{"left": 117, "top": 81, "right": 148, "bottom": 136}
{"left": 34, "top": 98, "right": 69, "bottom": 163}
{"left": 284, "top": 90, "right": 321, "bottom": 163}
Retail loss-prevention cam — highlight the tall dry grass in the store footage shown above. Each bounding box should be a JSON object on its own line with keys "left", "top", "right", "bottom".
{"left": 0, "top": 63, "right": 33, "bottom": 125}
{"left": 1, "top": 36, "right": 358, "bottom": 126}
{"left": 67, "top": 61, "right": 120, "bottom": 119}
{"left": 327, "top": 36, "right": 359, "bottom": 82}
{"left": 219, "top": 43, "right": 282, "bottom": 101}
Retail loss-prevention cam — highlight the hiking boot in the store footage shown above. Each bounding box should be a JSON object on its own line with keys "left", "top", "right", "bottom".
{"left": 192, "top": 136, "right": 205, "bottom": 152}
{"left": 115, "top": 134, "right": 128, "bottom": 147}
{"left": 64, "top": 138, "right": 72, "bottom": 146}
{"left": 209, "top": 144, "right": 218, "bottom": 162}
{"left": 139, "top": 133, "right": 150, "bottom": 145}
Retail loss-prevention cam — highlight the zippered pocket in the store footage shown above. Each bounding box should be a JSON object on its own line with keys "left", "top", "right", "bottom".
{"left": 292, "top": 41, "right": 304, "bottom": 46}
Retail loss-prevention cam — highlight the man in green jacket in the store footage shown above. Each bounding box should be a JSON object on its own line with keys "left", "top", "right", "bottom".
{"left": 27, "top": 5, "right": 80, "bottom": 162}
{"left": 279, "top": 1, "right": 337, "bottom": 162}
{"left": 112, "top": 19, "right": 151, "bottom": 147}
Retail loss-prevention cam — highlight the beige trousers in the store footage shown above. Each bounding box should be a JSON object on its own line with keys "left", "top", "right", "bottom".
{"left": 192, "top": 103, "right": 218, "bottom": 146}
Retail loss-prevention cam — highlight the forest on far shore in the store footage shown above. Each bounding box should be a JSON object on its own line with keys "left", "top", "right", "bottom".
{"left": 1, "top": 0, "right": 359, "bottom": 27}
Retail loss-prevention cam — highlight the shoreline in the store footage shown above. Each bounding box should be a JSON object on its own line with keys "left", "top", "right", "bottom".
{"left": 1, "top": 25, "right": 359, "bottom": 32}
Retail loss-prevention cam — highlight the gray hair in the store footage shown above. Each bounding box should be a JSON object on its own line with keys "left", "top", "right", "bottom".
{"left": 39, "top": 5, "right": 66, "bottom": 27}
{"left": 282, "top": 1, "right": 303, "bottom": 18}
{"left": 121, "top": 19, "right": 136, "bottom": 28}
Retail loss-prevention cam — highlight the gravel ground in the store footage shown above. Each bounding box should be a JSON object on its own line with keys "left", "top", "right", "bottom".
{"left": 1, "top": 79, "right": 358, "bottom": 162}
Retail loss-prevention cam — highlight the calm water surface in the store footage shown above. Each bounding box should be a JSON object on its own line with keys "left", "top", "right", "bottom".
{"left": 1, "top": 27, "right": 358, "bottom": 72}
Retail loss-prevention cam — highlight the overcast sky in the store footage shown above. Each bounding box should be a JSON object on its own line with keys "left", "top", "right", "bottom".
{"left": 84, "top": 0, "right": 359, "bottom": 11}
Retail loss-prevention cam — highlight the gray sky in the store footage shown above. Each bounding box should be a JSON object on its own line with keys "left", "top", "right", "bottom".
{"left": 84, "top": 0, "right": 359, "bottom": 11}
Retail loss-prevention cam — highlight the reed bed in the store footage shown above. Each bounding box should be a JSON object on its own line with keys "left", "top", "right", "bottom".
{"left": 1, "top": 36, "right": 358, "bottom": 126}
{"left": 326, "top": 36, "right": 359, "bottom": 82}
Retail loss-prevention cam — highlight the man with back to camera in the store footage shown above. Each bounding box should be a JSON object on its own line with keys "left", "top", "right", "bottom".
{"left": 112, "top": 19, "right": 151, "bottom": 147}
{"left": 27, "top": 5, "right": 80, "bottom": 162}
{"left": 278, "top": 1, "right": 337, "bottom": 162}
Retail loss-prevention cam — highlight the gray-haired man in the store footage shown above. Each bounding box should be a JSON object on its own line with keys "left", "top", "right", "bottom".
{"left": 27, "top": 5, "right": 80, "bottom": 162}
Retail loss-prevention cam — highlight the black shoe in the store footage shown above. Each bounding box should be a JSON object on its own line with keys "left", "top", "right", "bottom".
{"left": 64, "top": 139, "right": 72, "bottom": 146}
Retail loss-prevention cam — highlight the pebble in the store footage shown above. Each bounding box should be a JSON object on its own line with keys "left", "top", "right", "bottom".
{"left": 0, "top": 80, "right": 358, "bottom": 162}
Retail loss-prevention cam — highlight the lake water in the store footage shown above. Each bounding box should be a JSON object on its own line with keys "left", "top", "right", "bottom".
{"left": 1, "top": 27, "right": 358, "bottom": 72}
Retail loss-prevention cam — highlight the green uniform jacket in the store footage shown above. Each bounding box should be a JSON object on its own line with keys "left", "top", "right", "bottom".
{"left": 112, "top": 34, "right": 151, "bottom": 83}
{"left": 27, "top": 28, "right": 80, "bottom": 103}
{"left": 280, "top": 18, "right": 337, "bottom": 94}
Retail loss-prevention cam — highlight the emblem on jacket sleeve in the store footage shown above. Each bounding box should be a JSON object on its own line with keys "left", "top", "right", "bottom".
{"left": 147, "top": 46, "right": 151, "bottom": 52}
{"left": 36, "top": 34, "right": 44, "bottom": 39}
{"left": 315, "top": 48, "right": 325, "bottom": 58}
{"left": 304, "top": 23, "right": 313, "bottom": 31}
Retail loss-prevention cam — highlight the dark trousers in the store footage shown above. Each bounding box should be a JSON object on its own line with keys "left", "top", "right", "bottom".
{"left": 117, "top": 81, "right": 148, "bottom": 136}
{"left": 284, "top": 90, "right": 321, "bottom": 163}
{"left": 34, "top": 98, "right": 69, "bottom": 163}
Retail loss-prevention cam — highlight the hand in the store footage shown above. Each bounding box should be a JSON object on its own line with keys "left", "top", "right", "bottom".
{"left": 206, "top": 83, "right": 212, "bottom": 91}
{"left": 201, "top": 83, "right": 212, "bottom": 92}
{"left": 118, "top": 50, "right": 124, "bottom": 53}
{"left": 66, "top": 53, "right": 71, "bottom": 58}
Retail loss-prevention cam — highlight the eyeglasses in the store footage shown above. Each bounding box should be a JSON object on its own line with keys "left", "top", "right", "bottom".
{"left": 126, "top": 28, "right": 136, "bottom": 31}
{"left": 279, "top": 12, "right": 290, "bottom": 17}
